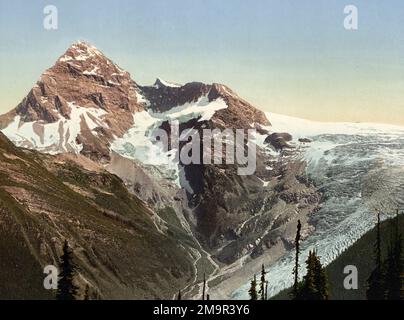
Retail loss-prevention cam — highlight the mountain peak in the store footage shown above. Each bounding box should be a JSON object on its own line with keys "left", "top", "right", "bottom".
{"left": 72, "top": 40, "right": 95, "bottom": 47}
{"left": 0, "top": 42, "right": 144, "bottom": 157}
{"left": 153, "top": 78, "right": 182, "bottom": 88}
{"left": 58, "top": 41, "right": 107, "bottom": 64}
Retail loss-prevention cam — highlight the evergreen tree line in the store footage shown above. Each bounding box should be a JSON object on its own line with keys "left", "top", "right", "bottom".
{"left": 367, "top": 211, "right": 403, "bottom": 300}
{"left": 292, "top": 249, "right": 329, "bottom": 300}
{"left": 289, "top": 220, "right": 329, "bottom": 300}
{"left": 249, "top": 211, "right": 403, "bottom": 301}
{"left": 248, "top": 220, "right": 330, "bottom": 300}
{"left": 248, "top": 219, "right": 329, "bottom": 300}
{"left": 248, "top": 264, "right": 269, "bottom": 300}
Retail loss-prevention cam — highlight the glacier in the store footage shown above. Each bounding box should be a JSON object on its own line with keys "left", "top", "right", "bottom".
{"left": 110, "top": 93, "right": 228, "bottom": 186}
{"left": 232, "top": 113, "right": 404, "bottom": 299}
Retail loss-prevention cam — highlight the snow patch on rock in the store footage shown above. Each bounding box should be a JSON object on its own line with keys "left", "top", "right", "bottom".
{"left": 110, "top": 95, "right": 229, "bottom": 187}
{"left": 154, "top": 78, "right": 182, "bottom": 88}
{"left": 1, "top": 102, "right": 107, "bottom": 154}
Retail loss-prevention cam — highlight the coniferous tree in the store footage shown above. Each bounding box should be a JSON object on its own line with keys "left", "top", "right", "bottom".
{"left": 385, "top": 211, "right": 402, "bottom": 300}
{"left": 401, "top": 273, "right": 404, "bottom": 300}
{"left": 249, "top": 275, "right": 258, "bottom": 300}
{"left": 83, "top": 284, "right": 90, "bottom": 300}
{"left": 291, "top": 220, "right": 302, "bottom": 300}
{"left": 367, "top": 212, "right": 386, "bottom": 300}
{"left": 400, "top": 259, "right": 404, "bottom": 300}
{"left": 400, "top": 232, "right": 404, "bottom": 300}
{"left": 297, "top": 250, "right": 329, "bottom": 300}
{"left": 312, "top": 250, "right": 329, "bottom": 300}
{"left": 300, "top": 250, "right": 318, "bottom": 300}
{"left": 56, "top": 240, "right": 78, "bottom": 300}
{"left": 177, "top": 290, "right": 182, "bottom": 300}
{"left": 258, "top": 264, "right": 267, "bottom": 300}
{"left": 385, "top": 244, "right": 399, "bottom": 299}
{"left": 202, "top": 272, "right": 206, "bottom": 300}
{"left": 394, "top": 212, "right": 403, "bottom": 300}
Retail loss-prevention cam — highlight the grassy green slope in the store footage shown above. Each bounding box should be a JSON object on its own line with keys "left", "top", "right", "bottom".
{"left": 0, "top": 133, "right": 196, "bottom": 299}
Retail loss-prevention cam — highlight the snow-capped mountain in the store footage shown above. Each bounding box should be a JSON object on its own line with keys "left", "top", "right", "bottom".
{"left": 0, "top": 41, "right": 268, "bottom": 160}
{"left": 0, "top": 42, "right": 146, "bottom": 161}
{"left": 0, "top": 42, "right": 323, "bottom": 299}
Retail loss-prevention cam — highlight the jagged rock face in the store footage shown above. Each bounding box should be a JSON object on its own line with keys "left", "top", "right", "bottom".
{"left": 142, "top": 81, "right": 211, "bottom": 112}
{"left": 173, "top": 119, "right": 319, "bottom": 260}
{"left": 208, "top": 84, "right": 270, "bottom": 131}
{"left": 150, "top": 86, "right": 318, "bottom": 261}
{"left": 265, "top": 132, "right": 293, "bottom": 151}
{"left": 18, "top": 41, "right": 143, "bottom": 121}
{"left": 143, "top": 82, "right": 275, "bottom": 252}
{"left": 0, "top": 42, "right": 145, "bottom": 161}
{"left": 142, "top": 81, "right": 270, "bottom": 130}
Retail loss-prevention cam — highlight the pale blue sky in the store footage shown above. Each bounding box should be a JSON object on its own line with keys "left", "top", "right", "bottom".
{"left": 1, "top": 0, "right": 404, "bottom": 124}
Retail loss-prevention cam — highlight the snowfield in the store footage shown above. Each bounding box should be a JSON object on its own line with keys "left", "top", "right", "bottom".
{"left": 110, "top": 93, "right": 228, "bottom": 186}
{"left": 1, "top": 102, "right": 107, "bottom": 154}
{"left": 232, "top": 113, "right": 404, "bottom": 299}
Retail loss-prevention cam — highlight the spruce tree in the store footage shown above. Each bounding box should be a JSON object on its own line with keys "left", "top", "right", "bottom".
{"left": 385, "top": 245, "right": 399, "bottom": 299}
{"left": 300, "top": 251, "right": 318, "bottom": 300}
{"left": 367, "top": 212, "right": 385, "bottom": 300}
{"left": 312, "top": 250, "right": 329, "bottom": 300}
{"left": 83, "top": 284, "right": 90, "bottom": 300}
{"left": 202, "top": 272, "right": 206, "bottom": 300}
{"left": 400, "top": 240, "right": 404, "bottom": 300}
{"left": 56, "top": 240, "right": 78, "bottom": 300}
{"left": 258, "top": 264, "right": 267, "bottom": 300}
{"left": 386, "top": 211, "right": 402, "bottom": 300}
{"left": 249, "top": 274, "right": 258, "bottom": 300}
{"left": 291, "top": 220, "right": 302, "bottom": 299}
{"left": 400, "top": 267, "right": 404, "bottom": 300}
{"left": 394, "top": 212, "right": 403, "bottom": 300}
{"left": 296, "top": 250, "right": 329, "bottom": 300}
{"left": 401, "top": 275, "right": 404, "bottom": 300}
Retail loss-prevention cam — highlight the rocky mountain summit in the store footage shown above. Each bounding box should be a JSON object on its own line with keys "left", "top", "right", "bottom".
{"left": 0, "top": 42, "right": 143, "bottom": 161}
